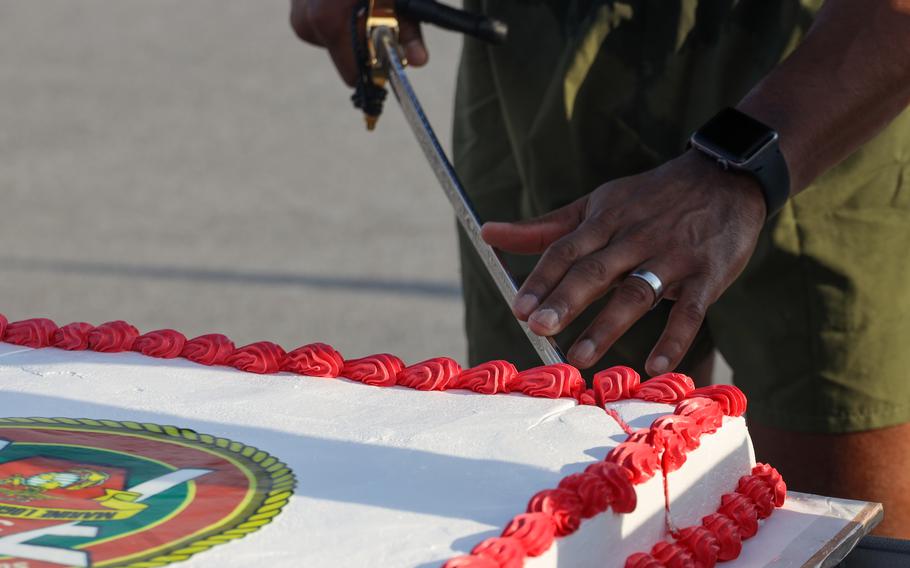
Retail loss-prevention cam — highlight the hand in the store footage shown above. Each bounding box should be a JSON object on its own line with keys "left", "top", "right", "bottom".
{"left": 481, "top": 150, "right": 767, "bottom": 376}
{"left": 290, "top": 0, "right": 429, "bottom": 87}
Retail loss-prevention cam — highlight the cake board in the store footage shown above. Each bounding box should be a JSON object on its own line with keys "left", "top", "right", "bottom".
{"left": 733, "top": 492, "right": 882, "bottom": 567}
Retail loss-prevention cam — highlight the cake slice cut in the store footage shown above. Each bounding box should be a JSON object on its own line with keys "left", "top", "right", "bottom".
{"left": 0, "top": 316, "right": 784, "bottom": 567}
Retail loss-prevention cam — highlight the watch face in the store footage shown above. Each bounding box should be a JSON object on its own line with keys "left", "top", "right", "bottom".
{"left": 692, "top": 108, "right": 776, "bottom": 164}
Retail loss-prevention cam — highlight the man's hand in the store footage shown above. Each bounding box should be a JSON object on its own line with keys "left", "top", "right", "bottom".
{"left": 481, "top": 150, "right": 767, "bottom": 376}
{"left": 290, "top": 0, "right": 428, "bottom": 87}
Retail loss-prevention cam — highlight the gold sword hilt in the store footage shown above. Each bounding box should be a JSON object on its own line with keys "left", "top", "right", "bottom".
{"left": 351, "top": 0, "right": 508, "bottom": 130}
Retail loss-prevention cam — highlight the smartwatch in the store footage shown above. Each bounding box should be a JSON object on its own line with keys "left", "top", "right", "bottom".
{"left": 689, "top": 107, "right": 790, "bottom": 218}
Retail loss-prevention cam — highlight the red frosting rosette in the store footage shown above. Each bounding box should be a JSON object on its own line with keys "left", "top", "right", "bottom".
{"left": 442, "top": 556, "right": 498, "bottom": 568}
{"left": 132, "top": 329, "right": 187, "bottom": 359}
{"left": 702, "top": 512, "right": 743, "bottom": 561}
{"left": 646, "top": 418, "right": 696, "bottom": 473}
{"left": 674, "top": 397, "right": 724, "bottom": 434}
{"left": 584, "top": 461, "right": 637, "bottom": 513}
{"left": 718, "top": 493, "right": 759, "bottom": 539}
{"left": 737, "top": 475, "right": 776, "bottom": 519}
{"left": 514, "top": 364, "right": 585, "bottom": 399}
{"left": 593, "top": 366, "right": 640, "bottom": 406}
{"left": 501, "top": 513, "right": 556, "bottom": 557}
{"left": 226, "top": 341, "right": 287, "bottom": 374}
{"left": 651, "top": 414, "right": 702, "bottom": 451}
{"left": 526, "top": 488, "right": 584, "bottom": 536}
{"left": 470, "top": 537, "right": 526, "bottom": 568}
{"left": 0, "top": 313, "right": 7, "bottom": 340}
{"left": 651, "top": 541, "right": 696, "bottom": 568}
{"left": 606, "top": 441, "right": 660, "bottom": 483}
{"left": 624, "top": 428, "right": 651, "bottom": 446}
{"left": 341, "top": 354, "right": 404, "bottom": 387}
{"left": 53, "top": 322, "right": 94, "bottom": 351}
{"left": 5, "top": 318, "right": 59, "bottom": 348}
{"left": 687, "top": 385, "right": 747, "bottom": 417}
{"left": 557, "top": 472, "right": 612, "bottom": 518}
{"left": 649, "top": 414, "right": 704, "bottom": 473}
{"left": 751, "top": 463, "right": 787, "bottom": 507}
{"left": 181, "top": 334, "right": 235, "bottom": 366}
{"left": 578, "top": 389, "right": 597, "bottom": 406}
{"left": 675, "top": 526, "right": 720, "bottom": 568}
{"left": 283, "top": 342, "right": 344, "bottom": 377}
{"left": 452, "top": 360, "right": 517, "bottom": 395}
{"left": 88, "top": 320, "right": 140, "bottom": 353}
{"left": 624, "top": 552, "right": 663, "bottom": 568}
{"left": 397, "top": 357, "right": 461, "bottom": 391}
{"left": 633, "top": 372, "right": 695, "bottom": 403}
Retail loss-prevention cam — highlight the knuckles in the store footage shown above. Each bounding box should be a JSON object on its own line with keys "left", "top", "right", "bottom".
{"left": 615, "top": 278, "right": 655, "bottom": 307}
{"left": 589, "top": 207, "right": 622, "bottom": 230}
{"left": 289, "top": 5, "right": 312, "bottom": 42}
{"left": 675, "top": 300, "right": 707, "bottom": 329}
{"left": 548, "top": 238, "right": 583, "bottom": 265}
{"left": 290, "top": 0, "right": 352, "bottom": 44}
{"left": 572, "top": 256, "right": 612, "bottom": 283}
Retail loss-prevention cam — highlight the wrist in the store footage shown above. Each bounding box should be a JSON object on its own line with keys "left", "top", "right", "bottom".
{"left": 688, "top": 107, "right": 790, "bottom": 218}
{"left": 676, "top": 149, "right": 768, "bottom": 222}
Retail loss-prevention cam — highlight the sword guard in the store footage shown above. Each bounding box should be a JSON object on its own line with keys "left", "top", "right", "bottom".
{"left": 351, "top": 0, "right": 508, "bottom": 130}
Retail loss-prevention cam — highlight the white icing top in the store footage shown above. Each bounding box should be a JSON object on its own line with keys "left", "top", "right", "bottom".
{"left": 0, "top": 344, "right": 754, "bottom": 568}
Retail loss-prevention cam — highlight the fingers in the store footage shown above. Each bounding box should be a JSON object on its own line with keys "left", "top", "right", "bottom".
{"left": 399, "top": 20, "right": 428, "bottom": 67}
{"left": 289, "top": 2, "right": 322, "bottom": 46}
{"left": 481, "top": 197, "right": 587, "bottom": 255}
{"left": 568, "top": 263, "right": 704, "bottom": 369}
{"left": 512, "top": 215, "right": 618, "bottom": 320}
{"left": 524, "top": 244, "right": 642, "bottom": 336}
{"left": 327, "top": 35, "right": 360, "bottom": 86}
{"left": 289, "top": 0, "right": 360, "bottom": 86}
{"left": 645, "top": 285, "right": 712, "bottom": 376}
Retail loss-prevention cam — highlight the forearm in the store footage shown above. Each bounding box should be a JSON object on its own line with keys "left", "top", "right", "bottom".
{"left": 738, "top": 0, "right": 910, "bottom": 195}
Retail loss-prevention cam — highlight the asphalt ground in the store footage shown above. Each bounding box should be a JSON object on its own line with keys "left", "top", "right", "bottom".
{"left": 0, "top": 1, "right": 467, "bottom": 363}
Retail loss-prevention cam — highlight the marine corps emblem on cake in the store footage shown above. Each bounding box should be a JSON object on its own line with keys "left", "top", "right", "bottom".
{"left": 0, "top": 418, "right": 295, "bottom": 567}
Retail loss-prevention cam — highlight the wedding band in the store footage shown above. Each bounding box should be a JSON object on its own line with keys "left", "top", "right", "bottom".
{"left": 629, "top": 269, "right": 664, "bottom": 308}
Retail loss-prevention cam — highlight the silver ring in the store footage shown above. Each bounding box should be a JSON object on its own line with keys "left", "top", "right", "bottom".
{"left": 629, "top": 269, "right": 664, "bottom": 308}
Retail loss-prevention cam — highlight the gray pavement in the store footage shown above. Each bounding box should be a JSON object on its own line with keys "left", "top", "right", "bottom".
{"left": 0, "top": 1, "right": 467, "bottom": 362}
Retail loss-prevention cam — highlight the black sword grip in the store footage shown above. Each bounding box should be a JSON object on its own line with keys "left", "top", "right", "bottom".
{"left": 396, "top": 0, "right": 508, "bottom": 44}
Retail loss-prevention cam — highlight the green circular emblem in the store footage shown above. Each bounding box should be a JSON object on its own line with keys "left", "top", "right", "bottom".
{"left": 0, "top": 417, "right": 296, "bottom": 567}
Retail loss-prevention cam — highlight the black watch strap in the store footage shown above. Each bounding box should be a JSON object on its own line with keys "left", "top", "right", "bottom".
{"left": 689, "top": 107, "right": 792, "bottom": 219}
{"left": 748, "top": 144, "right": 790, "bottom": 218}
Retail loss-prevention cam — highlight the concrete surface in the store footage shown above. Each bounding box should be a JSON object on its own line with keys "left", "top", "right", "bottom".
{"left": 0, "top": 0, "right": 467, "bottom": 362}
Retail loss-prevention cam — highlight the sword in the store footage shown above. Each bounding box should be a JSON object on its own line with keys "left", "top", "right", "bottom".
{"left": 353, "top": 4, "right": 566, "bottom": 366}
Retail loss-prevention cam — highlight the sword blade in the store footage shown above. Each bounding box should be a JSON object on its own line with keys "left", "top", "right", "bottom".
{"left": 374, "top": 27, "right": 566, "bottom": 366}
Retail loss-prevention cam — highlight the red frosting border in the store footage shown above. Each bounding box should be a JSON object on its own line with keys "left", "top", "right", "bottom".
{"left": 0, "top": 315, "right": 785, "bottom": 567}
{"left": 443, "top": 388, "right": 782, "bottom": 567}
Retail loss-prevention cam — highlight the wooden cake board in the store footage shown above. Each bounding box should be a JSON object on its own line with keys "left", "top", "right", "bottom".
{"left": 733, "top": 492, "right": 882, "bottom": 567}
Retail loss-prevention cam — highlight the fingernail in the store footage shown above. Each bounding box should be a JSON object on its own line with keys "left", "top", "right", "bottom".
{"left": 514, "top": 294, "right": 539, "bottom": 317}
{"left": 650, "top": 355, "right": 670, "bottom": 374}
{"left": 530, "top": 308, "right": 559, "bottom": 331}
{"left": 569, "top": 339, "right": 596, "bottom": 367}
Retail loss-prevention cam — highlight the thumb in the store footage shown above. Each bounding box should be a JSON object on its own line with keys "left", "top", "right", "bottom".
{"left": 481, "top": 198, "right": 587, "bottom": 254}
{"left": 399, "top": 20, "right": 428, "bottom": 67}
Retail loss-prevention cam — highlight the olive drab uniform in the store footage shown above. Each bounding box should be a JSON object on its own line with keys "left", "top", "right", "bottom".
{"left": 453, "top": 0, "right": 910, "bottom": 433}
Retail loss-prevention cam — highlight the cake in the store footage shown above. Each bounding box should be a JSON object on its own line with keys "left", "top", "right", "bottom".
{"left": 0, "top": 314, "right": 786, "bottom": 567}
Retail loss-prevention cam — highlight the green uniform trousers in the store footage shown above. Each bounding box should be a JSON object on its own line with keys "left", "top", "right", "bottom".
{"left": 452, "top": 0, "right": 910, "bottom": 433}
